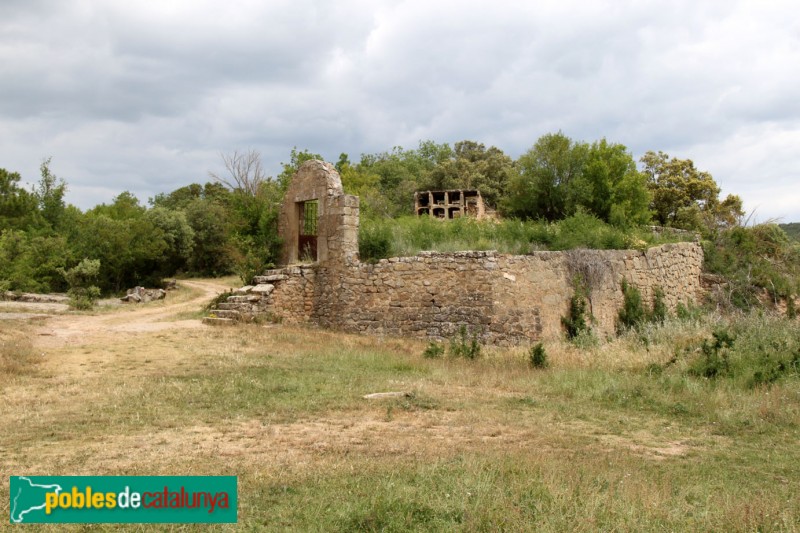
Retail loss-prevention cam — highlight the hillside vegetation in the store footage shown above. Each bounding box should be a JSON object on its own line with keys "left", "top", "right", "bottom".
{"left": 1, "top": 136, "right": 797, "bottom": 313}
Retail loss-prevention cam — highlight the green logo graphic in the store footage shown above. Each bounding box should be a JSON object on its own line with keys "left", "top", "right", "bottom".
{"left": 9, "top": 476, "right": 237, "bottom": 524}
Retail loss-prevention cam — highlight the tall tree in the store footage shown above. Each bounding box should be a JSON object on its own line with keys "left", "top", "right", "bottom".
{"left": 505, "top": 132, "right": 588, "bottom": 220}
{"left": 640, "top": 151, "right": 743, "bottom": 231}
{"left": 0, "top": 167, "right": 41, "bottom": 230}
{"left": 573, "top": 140, "right": 651, "bottom": 227}
{"left": 424, "top": 141, "right": 514, "bottom": 207}
{"left": 34, "top": 157, "right": 67, "bottom": 230}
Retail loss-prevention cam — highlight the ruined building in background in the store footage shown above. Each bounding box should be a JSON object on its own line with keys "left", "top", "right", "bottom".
{"left": 414, "top": 190, "right": 486, "bottom": 219}
{"left": 206, "top": 160, "right": 703, "bottom": 345}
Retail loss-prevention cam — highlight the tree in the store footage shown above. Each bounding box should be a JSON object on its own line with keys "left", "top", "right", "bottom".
{"left": 357, "top": 141, "right": 452, "bottom": 217}
{"left": 210, "top": 149, "right": 267, "bottom": 197}
{"left": 423, "top": 141, "right": 514, "bottom": 208}
{"left": 144, "top": 207, "right": 195, "bottom": 275}
{"left": 505, "top": 132, "right": 588, "bottom": 220}
{"left": 640, "top": 151, "right": 743, "bottom": 232}
{"left": 278, "top": 147, "right": 324, "bottom": 189}
{"left": 35, "top": 157, "right": 67, "bottom": 230}
{"left": 574, "top": 140, "right": 651, "bottom": 227}
{"left": 0, "top": 167, "right": 41, "bottom": 230}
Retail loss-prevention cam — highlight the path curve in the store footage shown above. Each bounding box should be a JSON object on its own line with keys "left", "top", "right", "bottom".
{"left": 33, "top": 279, "right": 232, "bottom": 350}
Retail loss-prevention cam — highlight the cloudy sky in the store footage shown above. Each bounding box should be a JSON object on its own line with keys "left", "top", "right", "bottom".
{"left": 1, "top": 0, "right": 798, "bottom": 221}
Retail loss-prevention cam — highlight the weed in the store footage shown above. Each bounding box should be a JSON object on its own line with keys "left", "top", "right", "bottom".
{"left": 690, "top": 328, "right": 735, "bottom": 379}
{"left": 528, "top": 343, "right": 549, "bottom": 369}
{"left": 422, "top": 341, "right": 445, "bottom": 359}
{"left": 787, "top": 295, "right": 797, "bottom": 319}
{"left": 205, "top": 289, "right": 233, "bottom": 311}
{"left": 449, "top": 325, "right": 481, "bottom": 359}
{"left": 0, "top": 325, "right": 40, "bottom": 378}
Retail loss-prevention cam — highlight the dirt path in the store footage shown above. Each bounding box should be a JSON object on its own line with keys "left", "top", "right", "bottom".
{"left": 30, "top": 279, "right": 232, "bottom": 377}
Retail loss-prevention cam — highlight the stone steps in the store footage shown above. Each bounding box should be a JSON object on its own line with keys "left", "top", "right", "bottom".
{"left": 202, "top": 317, "right": 237, "bottom": 326}
{"left": 210, "top": 309, "right": 241, "bottom": 319}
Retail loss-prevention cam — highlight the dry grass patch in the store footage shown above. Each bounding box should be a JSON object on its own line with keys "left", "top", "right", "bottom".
{"left": 2, "top": 292, "right": 800, "bottom": 531}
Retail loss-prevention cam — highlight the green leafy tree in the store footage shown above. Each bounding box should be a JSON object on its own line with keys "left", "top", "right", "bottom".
{"left": 34, "top": 157, "right": 67, "bottom": 230}
{"left": 184, "top": 198, "right": 233, "bottom": 276}
{"left": 640, "top": 151, "right": 743, "bottom": 232}
{"left": 144, "top": 207, "right": 195, "bottom": 275}
{"left": 0, "top": 168, "right": 41, "bottom": 230}
{"left": 423, "top": 141, "right": 514, "bottom": 208}
{"left": 357, "top": 141, "right": 451, "bottom": 217}
{"left": 0, "top": 230, "right": 69, "bottom": 292}
{"left": 574, "top": 140, "right": 651, "bottom": 227}
{"left": 505, "top": 132, "right": 589, "bottom": 221}
{"left": 278, "top": 147, "right": 324, "bottom": 189}
{"left": 76, "top": 193, "right": 169, "bottom": 290}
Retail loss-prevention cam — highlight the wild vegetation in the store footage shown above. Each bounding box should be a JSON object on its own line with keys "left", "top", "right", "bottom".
{"left": 1, "top": 133, "right": 766, "bottom": 294}
{"left": 2, "top": 135, "right": 799, "bottom": 530}
{"left": 2, "top": 304, "right": 798, "bottom": 531}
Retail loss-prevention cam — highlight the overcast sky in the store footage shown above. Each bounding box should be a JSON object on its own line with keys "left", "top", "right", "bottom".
{"left": 1, "top": 0, "right": 798, "bottom": 221}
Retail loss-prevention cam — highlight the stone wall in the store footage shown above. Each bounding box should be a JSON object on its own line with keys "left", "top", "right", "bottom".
{"left": 252, "top": 242, "right": 702, "bottom": 344}
{"left": 209, "top": 160, "right": 703, "bottom": 344}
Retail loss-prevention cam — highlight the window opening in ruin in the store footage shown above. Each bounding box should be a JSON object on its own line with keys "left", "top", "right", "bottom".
{"left": 298, "top": 200, "right": 318, "bottom": 261}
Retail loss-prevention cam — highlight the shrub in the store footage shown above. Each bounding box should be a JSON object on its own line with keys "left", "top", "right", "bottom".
{"left": 689, "top": 328, "right": 735, "bottom": 379}
{"left": 60, "top": 259, "right": 101, "bottom": 310}
{"left": 651, "top": 286, "right": 668, "bottom": 324}
{"left": 562, "top": 277, "right": 591, "bottom": 340}
{"left": 703, "top": 224, "right": 800, "bottom": 311}
{"left": 617, "top": 279, "right": 646, "bottom": 332}
{"left": 676, "top": 302, "right": 702, "bottom": 321}
{"left": 528, "top": 343, "right": 549, "bottom": 369}
{"left": 449, "top": 325, "right": 481, "bottom": 359}
{"left": 359, "top": 219, "right": 393, "bottom": 263}
{"left": 422, "top": 341, "right": 445, "bottom": 359}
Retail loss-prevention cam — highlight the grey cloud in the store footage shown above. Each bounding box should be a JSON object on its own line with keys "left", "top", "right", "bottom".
{"left": 0, "top": 0, "right": 798, "bottom": 222}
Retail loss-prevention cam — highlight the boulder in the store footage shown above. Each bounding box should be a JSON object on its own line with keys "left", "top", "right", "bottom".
{"left": 120, "top": 286, "right": 167, "bottom": 303}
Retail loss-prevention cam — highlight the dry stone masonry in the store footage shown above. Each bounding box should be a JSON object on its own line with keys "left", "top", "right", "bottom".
{"left": 206, "top": 160, "right": 704, "bottom": 344}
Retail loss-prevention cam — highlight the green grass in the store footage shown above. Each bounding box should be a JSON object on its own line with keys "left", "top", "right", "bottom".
{"left": 359, "top": 212, "right": 692, "bottom": 261}
{"left": 3, "top": 314, "right": 800, "bottom": 531}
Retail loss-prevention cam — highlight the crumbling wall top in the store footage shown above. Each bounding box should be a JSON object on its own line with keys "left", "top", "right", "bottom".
{"left": 284, "top": 160, "right": 343, "bottom": 203}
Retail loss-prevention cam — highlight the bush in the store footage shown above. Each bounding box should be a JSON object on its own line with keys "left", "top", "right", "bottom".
{"left": 562, "top": 277, "right": 591, "bottom": 340}
{"left": 682, "top": 316, "right": 800, "bottom": 388}
{"left": 359, "top": 219, "right": 393, "bottom": 263}
{"left": 422, "top": 341, "right": 445, "bottom": 359}
{"left": 617, "top": 279, "right": 646, "bottom": 332}
{"left": 651, "top": 286, "right": 667, "bottom": 324}
{"left": 703, "top": 224, "right": 800, "bottom": 310}
{"left": 449, "top": 325, "right": 481, "bottom": 359}
{"left": 60, "top": 259, "right": 102, "bottom": 310}
{"left": 689, "top": 328, "right": 735, "bottom": 379}
{"left": 528, "top": 343, "right": 549, "bottom": 369}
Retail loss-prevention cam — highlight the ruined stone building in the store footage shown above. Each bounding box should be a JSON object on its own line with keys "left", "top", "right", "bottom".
{"left": 207, "top": 160, "right": 703, "bottom": 344}
{"left": 414, "top": 190, "right": 485, "bottom": 219}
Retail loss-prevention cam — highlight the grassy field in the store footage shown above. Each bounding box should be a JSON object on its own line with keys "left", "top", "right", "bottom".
{"left": 1, "top": 295, "right": 799, "bottom": 531}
